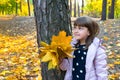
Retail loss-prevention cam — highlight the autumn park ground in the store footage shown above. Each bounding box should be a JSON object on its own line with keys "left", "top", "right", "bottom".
{"left": 0, "top": 16, "right": 120, "bottom": 80}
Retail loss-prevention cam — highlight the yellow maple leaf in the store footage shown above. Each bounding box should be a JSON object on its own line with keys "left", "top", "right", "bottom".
{"left": 37, "top": 74, "right": 42, "bottom": 80}
{"left": 41, "top": 52, "right": 54, "bottom": 62}
{"left": 116, "top": 43, "right": 120, "bottom": 46}
{"left": 6, "top": 75, "right": 18, "bottom": 80}
{"left": 103, "top": 36, "right": 109, "bottom": 41}
{"left": 48, "top": 61, "right": 56, "bottom": 70}
{"left": 114, "top": 61, "right": 120, "bottom": 65}
{"left": 0, "top": 70, "right": 11, "bottom": 76}
{"left": 39, "top": 31, "right": 74, "bottom": 70}
{"left": 51, "top": 31, "right": 72, "bottom": 45}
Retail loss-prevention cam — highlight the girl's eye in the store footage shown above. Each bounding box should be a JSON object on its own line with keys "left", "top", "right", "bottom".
{"left": 73, "top": 26, "right": 84, "bottom": 30}
{"left": 73, "top": 26, "right": 76, "bottom": 28}
{"left": 79, "top": 27, "right": 83, "bottom": 30}
{"left": 73, "top": 26, "right": 77, "bottom": 29}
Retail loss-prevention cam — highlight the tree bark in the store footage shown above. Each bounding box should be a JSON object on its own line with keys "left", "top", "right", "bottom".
{"left": 33, "top": 0, "right": 72, "bottom": 80}
{"left": 69, "top": 0, "right": 72, "bottom": 17}
{"left": 27, "top": 0, "right": 31, "bottom": 16}
{"left": 108, "top": 0, "right": 115, "bottom": 19}
{"left": 81, "top": 0, "right": 84, "bottom": 15}
{"left": 74, "top": 0, "right": 76, "bottom": 17}
{"left": 15, "top": 2, "right": 18, "bottom": 15}
{"left": 20, "top": 1, "right": 22, "bottom": 12}
{"left": 77, "top": 0, "right": 80, "bottom": 17}
{"left": 101, "top": 0, "right": 107, "bottom": 20}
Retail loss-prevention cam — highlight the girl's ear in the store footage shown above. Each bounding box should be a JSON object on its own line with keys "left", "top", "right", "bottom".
{"left": 87, "top": 31, "right": 90, "bottom": 36}
{"left": 88, "top": 33, "right": 90, "bottom": 36}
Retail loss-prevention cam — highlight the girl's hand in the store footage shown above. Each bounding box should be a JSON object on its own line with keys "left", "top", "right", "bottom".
{"left": 58, "top": 57, "right": 68, "bottom": 66}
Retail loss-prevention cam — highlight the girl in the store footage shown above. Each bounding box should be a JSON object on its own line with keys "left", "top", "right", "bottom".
{"left": 60, "top": 16, "right": 108, "bottom": 80}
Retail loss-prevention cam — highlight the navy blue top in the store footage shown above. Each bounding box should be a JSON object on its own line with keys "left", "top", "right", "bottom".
{"left": 72, "top": 44, "right": 88, "bottom": 80}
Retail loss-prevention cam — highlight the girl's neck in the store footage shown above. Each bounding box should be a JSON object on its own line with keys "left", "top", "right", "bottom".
{"left": 79, "top": 39, "right": 86, "bottom": 45}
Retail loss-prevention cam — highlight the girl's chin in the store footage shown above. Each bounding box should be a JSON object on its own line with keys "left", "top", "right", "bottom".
{"left": 74, "top": 37, "right": 81, "bottom": 40}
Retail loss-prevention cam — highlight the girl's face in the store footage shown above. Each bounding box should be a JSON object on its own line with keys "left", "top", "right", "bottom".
{"left": 73, "top": 26, "right": 90, "bottom": 41}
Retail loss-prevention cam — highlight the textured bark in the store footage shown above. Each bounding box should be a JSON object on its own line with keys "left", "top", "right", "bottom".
{"left": 101, "top": 0, "right": 107, "bottom": 20}
{"left": 33, "top": 0, "right": 72, "bottom": 80}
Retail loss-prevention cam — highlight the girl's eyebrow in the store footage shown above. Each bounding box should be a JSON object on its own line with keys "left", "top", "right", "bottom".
{"left": 78, "top": 25, "right": 84, "bottom": 27}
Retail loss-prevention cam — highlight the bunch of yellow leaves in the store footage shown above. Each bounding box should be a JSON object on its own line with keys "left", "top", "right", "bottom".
{"left": 39, "top": 31, "right": 74, "bottom": 70}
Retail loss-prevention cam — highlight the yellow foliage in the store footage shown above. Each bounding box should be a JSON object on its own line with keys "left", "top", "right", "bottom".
{"left": 103, "top": 36, "right": 109, "bottom": 41}
{"left": 108, "top": 64, "right": 114, "bottom": 69}
{"left": 39, "top": 31, "right": 74, "bottom": 70}
{"left": 108, "top": 54, "right": 114, "bottom": 59}
{"left": 116, "top": 54, "right": 120, "bottom": 58}
{"left": 0, "top": 71, "right": 11, "bottom": 76}
{"left": 108, "top": 74, "right": 116, "bottom": 80}
{"left": 114, "top": 61, "right": 120, "bottom": 65}
{"left": 6, "top": 75, "right": 18, "bottom": 80}
{"left": 35, "top": 74, "right": 42, "bottom": 80}
{"left": 0, "top": 34, "right": 41, "bottom": 79}
{"left": 108, "top": 73, "right": 120, "bottom": 80}
{"left": 116, "top": 43, "right": 120, "bottom": 46}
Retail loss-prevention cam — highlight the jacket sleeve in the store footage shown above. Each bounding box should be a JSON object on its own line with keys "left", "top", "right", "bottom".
{"left": 59, "top": 59, "right": 70, "bottom": 71}
{"left": 94, "top": 46, "right": 108, "bottom": 80}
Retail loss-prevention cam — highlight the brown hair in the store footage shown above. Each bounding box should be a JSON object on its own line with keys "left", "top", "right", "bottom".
{"left": 73, "top": 16, "right": 100, "bottom": 48}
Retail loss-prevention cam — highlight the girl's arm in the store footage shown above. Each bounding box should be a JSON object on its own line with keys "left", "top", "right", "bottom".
{"left": 94, "top": 46, "right": 108, "bottom": 80}
{"left": 59, "top": 59, "right": 70, "bottom": 71}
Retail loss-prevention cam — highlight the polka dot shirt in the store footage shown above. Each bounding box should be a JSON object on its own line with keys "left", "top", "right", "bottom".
{"left": 72, "top": 44, "right": 88, "bottom": 80}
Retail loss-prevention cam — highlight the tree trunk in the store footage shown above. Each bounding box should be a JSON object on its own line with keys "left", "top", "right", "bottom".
{"left": 77, "top": 0, "right": 80, "bottom": 17}
{"left": 33, "top": 0, "right": 72, "bottom": 80}
{"left": 108, "top": 6, "right": 111, "bottom": 19}
{"left": 74, "top": 0, "right": 76, "bottom": 17}
{"left": 81, "top": 0, "right": 84, "bottom": 15}
{"left": 108, "top": 0, "right": 115, "bottom": 19}
{"left": 16, "top": 2, "right": 18, "bottom": 15}
{"left": 27, "top": 0, "right": 31, "bottom": 16}
{"left": 20, "top": 1, "right": 22, "bottom": 12}
{"left": 101, "top": 0, "right": 107, "bottom": 20}
{"left": 69, "top": 0, "right": 72, "bottom": 17}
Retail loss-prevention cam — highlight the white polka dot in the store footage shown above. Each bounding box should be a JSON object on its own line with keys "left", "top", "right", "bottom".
{"left": 84, "top": 52, "right": 86, "bottom": 55}
{"left": 76, "top": 75, "right": 79, "bottom": 78}
{"left": 80, "top": 70, "right": 83, "bottom": 73}
{"left": 78, "top": 50, "right": 80, "bottom": 53}
{"left": 72, "top": 68, "right": 75, "bottom": 71}
{"left": 76, "top": 62, "right": 79, "bottom": 66}
{"left": 83, "top": 46, "right": 86, "bottom": 49}
{"left": 81, "top": 57, "right": 84, "bottom": 60}
{"left": 73, "top": 55, "right": 75, "bottom": 58}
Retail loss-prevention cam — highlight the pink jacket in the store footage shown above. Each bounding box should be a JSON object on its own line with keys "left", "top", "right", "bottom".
{"left": 60, "top": 37, "right": 108, "bottom": 80}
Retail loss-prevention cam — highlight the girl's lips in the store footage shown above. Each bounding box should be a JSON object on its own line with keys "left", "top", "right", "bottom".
{"left": 74, "top": 34, "right": 80, "bottom": 36}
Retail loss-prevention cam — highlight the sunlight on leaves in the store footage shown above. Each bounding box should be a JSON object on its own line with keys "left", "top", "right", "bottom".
{"left": 0, "top": 34, "right": 41, "bottom": 79}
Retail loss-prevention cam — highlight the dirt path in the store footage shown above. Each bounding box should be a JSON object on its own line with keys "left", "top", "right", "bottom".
{"left": 0, "top": 16, "right": 36, "bottom": 36}
{"left": 0, "top": 17, "right": 120, "bottom": 48}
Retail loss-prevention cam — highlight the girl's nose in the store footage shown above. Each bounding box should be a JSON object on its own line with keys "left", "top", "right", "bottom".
{"left": 73, "top": 28, "right": 79, "bottom": 33}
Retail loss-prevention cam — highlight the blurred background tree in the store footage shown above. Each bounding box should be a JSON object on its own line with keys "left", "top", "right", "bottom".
{"left": 0, "top": 0, "right": 33, "bottom": 16}
{"left": 0, "top": 0, "right": 120, "bottom": 19}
